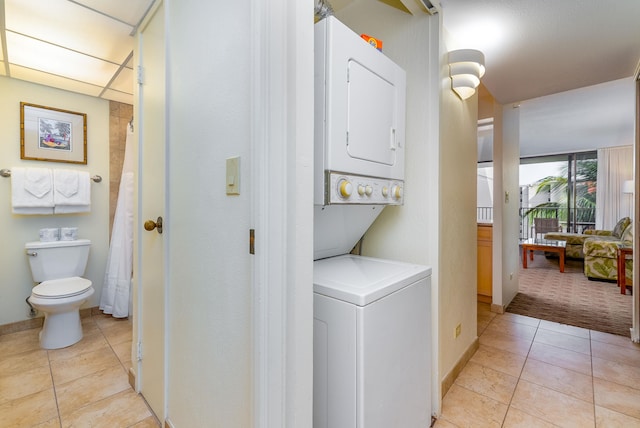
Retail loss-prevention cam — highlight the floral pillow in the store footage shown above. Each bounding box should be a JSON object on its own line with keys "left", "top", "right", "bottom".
{"left": 613, "top": 217, "right": 631, "bottom": 238}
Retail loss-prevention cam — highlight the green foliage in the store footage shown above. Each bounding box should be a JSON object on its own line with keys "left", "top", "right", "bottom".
{"left": 522, "top": 159, "right": 597, "bottom": 226}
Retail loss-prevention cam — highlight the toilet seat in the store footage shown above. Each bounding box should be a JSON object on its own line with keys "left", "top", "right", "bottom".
{"left": 32, "top": 277, "right": 92, "bottom": 299}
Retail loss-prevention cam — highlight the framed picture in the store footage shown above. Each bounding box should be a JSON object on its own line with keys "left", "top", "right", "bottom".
{"left": 20, "top": 102, "right": 87, "bottom": 164}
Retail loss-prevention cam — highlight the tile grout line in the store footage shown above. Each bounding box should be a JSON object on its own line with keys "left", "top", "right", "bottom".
{"left": 46, "top": 348, "right": 63, "bottom": 427}
{"left": 589, "top": 329, "right": 596, "bottom": 427}
{"left": 497, "top": 320, "right": 540, "bottom": 427}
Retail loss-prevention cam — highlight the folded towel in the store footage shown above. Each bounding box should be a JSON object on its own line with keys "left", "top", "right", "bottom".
{"left": 13, "top": 207, "right": 55, "bottom": 215}
{"left": 54, "top": 204, "right": 91, "bottom": 214}
{"left": 11, "top": 167, "right": 55, "bottom": 213}
{"left": 55, "top": 170, "right": 79, "bottom": 198}
{"left": 53, "top": 170, "right": 91, "bottom": 213}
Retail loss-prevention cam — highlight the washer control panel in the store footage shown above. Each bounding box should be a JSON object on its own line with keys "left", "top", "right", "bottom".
{"left": 325, "top": 171, "right": 404, "bottom": 205}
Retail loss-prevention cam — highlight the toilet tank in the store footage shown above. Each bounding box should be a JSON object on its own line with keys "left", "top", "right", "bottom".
{"left": 25, "top": 239, "right": 91, "bottom": 282}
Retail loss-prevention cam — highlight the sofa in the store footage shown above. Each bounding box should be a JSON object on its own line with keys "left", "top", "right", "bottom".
{"left": 583, "top": 221, "right": 633, "bottom": 281}
{"left": 544, "top": 217, "right": 631, "bottom": 259}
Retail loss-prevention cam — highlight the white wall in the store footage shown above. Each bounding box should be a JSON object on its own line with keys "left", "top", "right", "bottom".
{"left": 501, "top": 106, "right": 521, "bottom": 306}
{"left": 162, "top": 0, "right": 314, "bottom": 426}
{"left": 0, "top": 76, "right": 110, "bottom": 325}
{"left": 164, "top": 1, "right": 253, "bottom": 424}
{"left": 492, "top": 104, "right": 521, "bottom": 309}
{"left": 434, "top": 27, "right": 480, "bottom": 402}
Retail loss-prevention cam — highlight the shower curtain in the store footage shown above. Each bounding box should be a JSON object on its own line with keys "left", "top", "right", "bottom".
{"left": 100, "top": 123, "right": 134, "bottom": 318}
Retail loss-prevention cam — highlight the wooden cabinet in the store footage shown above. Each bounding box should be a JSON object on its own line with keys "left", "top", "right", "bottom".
{"left": 477, "top": 223, "right": 493, "bottom": 303}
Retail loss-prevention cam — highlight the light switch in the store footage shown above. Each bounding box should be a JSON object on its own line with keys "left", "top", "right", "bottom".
{"left": 226, "top": 156, "right": 240, "bottom": 195}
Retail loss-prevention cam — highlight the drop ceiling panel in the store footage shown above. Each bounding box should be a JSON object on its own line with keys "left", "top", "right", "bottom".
{"left": 7, "top": 32, "right": 119, "bottom": 87}
{"left": 109, "top": 68, "right": 134, "bottom": 94}
{"left": 101, "top": 88, "right": 134, "bottom": 104}
{"left": 5, "top": 0, "right": 134, "bottom": 64}
{"left": 10, "top": 64, "right": 103, "bottom": 97}
{"left": 74, "top": 0, "right": 155, "bottom": 27}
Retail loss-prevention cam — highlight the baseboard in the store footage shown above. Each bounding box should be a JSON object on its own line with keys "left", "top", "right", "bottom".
{"left": 128, "top": 367, "right": 136, "bottom": 390}
{"left": 440, "top": 337, "right": 479, "bottom": 398}
{"left": 491, "top": 303, "right": 505, "bottom": 314}
{"left": 477, "top": 294, "right": 492, "bottom": 304}
{"left": 0, "top": 306, "right": 99, "bottom": 336}
{"left": 0, "top": 317, "right": 43, "bottom": 336}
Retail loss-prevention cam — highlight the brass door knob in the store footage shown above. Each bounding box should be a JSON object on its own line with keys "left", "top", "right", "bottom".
{"left": 144, "top": 216, "right": 163, "bottom": 234}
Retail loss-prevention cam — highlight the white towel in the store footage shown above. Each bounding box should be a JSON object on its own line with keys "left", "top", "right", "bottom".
{"left": 53, "top": 169, "right": 91, "bottom": 214}
{"left": 11, "top": 167, "right": 55, "bottom": 214}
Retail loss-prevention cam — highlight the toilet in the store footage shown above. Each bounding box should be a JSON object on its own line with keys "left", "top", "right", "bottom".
{"left": 25, "top": 239, "right": 94, "bottom": 349}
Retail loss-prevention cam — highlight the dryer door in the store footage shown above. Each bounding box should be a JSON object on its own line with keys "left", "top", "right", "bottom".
{"left": 316, "top": 16, "right": 406, "bottom": 183}
{"left": 346, "top": 60, "right": 397, "bottom": 166}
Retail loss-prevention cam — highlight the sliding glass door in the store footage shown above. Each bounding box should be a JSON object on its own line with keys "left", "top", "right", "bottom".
{"left": 519, "top": 151, "right": 597, "bottom": 238}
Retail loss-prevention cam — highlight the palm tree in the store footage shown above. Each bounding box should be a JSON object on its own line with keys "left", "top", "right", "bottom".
{"left": 523, "top": 159, "right": 597, "bottom": 231}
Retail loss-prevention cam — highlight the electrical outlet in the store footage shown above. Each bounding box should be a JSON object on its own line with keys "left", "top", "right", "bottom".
{"left": 455, "top": 323, "right": 462, "bottom": 338}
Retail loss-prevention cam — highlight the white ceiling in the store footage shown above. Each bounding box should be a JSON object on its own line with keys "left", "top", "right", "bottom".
{"left": 440, "top": 0, "right": 640, "bottom": 104}
{"left": 0, "top": 0, "right": 155, "bottom": 105}
{"left": 439, "top": 0, "right": 640, "bottom": 160}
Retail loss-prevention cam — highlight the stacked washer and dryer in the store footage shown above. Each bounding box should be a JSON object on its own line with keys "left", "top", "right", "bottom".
{"left": 313, "top": 16, "right": 432, "bottom": 428}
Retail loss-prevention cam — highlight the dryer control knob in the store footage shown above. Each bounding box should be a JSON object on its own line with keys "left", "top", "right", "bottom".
{"left": 365, "top": 185, "right": 373, "bottom": 196}
{"left": 392, "top": 185, "right": 403, "bottom": 200}
{"left": 382, "top": 186, "right": 389, "bottom": 197}
{"left": 357, "top": 185, "right": 366, "bottom": 196}
{"left": 338, "top": 179, "right": 353, "bottom": 198}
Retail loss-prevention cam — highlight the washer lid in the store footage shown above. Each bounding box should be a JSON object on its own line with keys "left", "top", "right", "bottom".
{"left": 32, "top": 277, "right": 92, "bottom": 298}
{"left": 313, "top": 254, "right": 431, "bottom": 306}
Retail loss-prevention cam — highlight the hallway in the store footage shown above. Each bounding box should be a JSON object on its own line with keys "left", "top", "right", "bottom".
{"left": 436, "top": 303, "right": 640, "bottom": 427}
{"left": 0, "top": 314, "right": 159, "bottom": 427}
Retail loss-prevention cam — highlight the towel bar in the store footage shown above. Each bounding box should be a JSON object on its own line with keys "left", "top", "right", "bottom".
{"left": 0, "top": 168, "right": 102, "bottom": 183}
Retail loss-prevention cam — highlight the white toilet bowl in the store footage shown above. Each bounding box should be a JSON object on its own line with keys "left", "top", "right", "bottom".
{"left": 28, "top": 277, "right": 94, "bottom": 349}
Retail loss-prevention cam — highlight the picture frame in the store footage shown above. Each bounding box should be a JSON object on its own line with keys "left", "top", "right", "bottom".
{"left": 20, "top": 102, "right": 87, "bottom": 165}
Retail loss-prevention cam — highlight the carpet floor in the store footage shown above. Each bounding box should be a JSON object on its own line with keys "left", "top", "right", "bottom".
{"left": 506, "top": 251, "right": 633, "bottom": 337}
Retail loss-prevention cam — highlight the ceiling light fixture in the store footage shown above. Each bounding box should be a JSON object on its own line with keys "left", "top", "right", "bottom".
{"left": 448, "top": 49, "right": 485, "bottom": 100}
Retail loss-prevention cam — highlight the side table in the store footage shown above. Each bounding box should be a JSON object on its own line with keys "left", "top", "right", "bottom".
{"left": 617, "top": 246, "right": 632, "bottom": 295}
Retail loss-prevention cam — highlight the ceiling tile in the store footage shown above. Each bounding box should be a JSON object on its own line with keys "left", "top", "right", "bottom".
{"left": 7, "top": 32, "right": 119, "bottom": 87}
{"left": 74, "top": 0, "right": 155, "bottom": 27}
{"left": 10, "top": 64, "right": 103, "bottom": 97}
{"left": 5, "top": 0, "right": 134, "bottom": 64}
{"left": 109, "top": 68, "right": 134, "bottom": 94}
{"left": 101, "top": 89, "right": 134, "bottom": 105}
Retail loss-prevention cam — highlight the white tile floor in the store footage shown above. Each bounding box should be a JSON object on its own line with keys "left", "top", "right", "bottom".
{"left": 436, "top": 303, "right": 640, "bottom": 427}
{"left": 0, "top": 314, "right": 160, "bottom": 428}
{"left": 4, "top": 304, "right": 640, "bottom": 427}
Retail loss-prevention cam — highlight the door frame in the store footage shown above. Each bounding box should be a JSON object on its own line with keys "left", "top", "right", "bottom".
{"left": 251, "top": 0, "right": 314, "bottom": 426}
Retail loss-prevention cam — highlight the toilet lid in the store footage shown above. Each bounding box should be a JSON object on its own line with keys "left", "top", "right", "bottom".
{"left": 32, "top": 277, "right": 92, "bottom": 298}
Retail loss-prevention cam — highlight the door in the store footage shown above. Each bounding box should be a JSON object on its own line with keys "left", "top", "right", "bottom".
{"left": 136, "top": 1, "right": 166, "bottom": 420}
